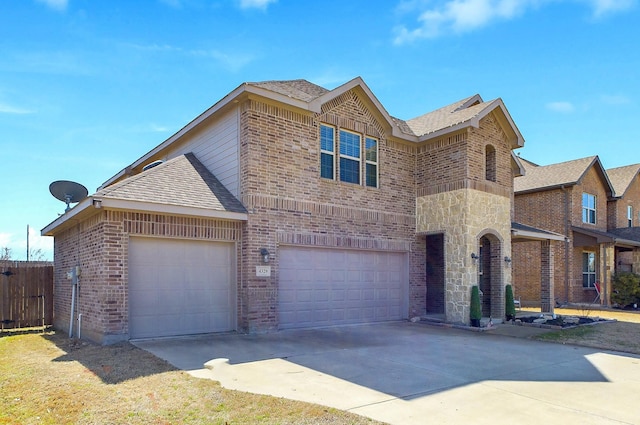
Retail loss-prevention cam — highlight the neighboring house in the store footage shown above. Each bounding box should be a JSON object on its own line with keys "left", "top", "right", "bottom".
{"left": 606, "top": 164, "right": 640, "bottom": 273}
{"left": 43, "top": 77, "right": 526, "bottom": 343}
{"left": 513, "top": 157, "right": 640, "bottom": 307}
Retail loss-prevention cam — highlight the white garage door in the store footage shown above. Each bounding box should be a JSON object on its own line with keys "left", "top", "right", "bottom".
{"left": 279, "top": 247, "right": 407, "bottom": 329}
{"left": 129, "top": 237, "right": 235, "bottom": 339}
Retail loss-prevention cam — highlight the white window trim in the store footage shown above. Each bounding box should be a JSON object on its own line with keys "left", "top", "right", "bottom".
{"left": 628, "top": 205, "right": 633, "bottom": 227}
{"left": 582, "top": 251, "right": 597, "bottom": 288}
{"left": 339, "top": 129, "right": 361, "bottom": 185}
{"left": 582, "top": 193, "right": 596, "bottom": 225}
{"left": 365, "top": 136, "right": 379, "bottom": 188}
{"left": 320, "top": 124, "right": 336, "bottom": 180}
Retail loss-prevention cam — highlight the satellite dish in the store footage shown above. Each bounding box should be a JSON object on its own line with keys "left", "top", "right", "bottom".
{"left": 49, "top": 180, "right": 88, "bottom": 212}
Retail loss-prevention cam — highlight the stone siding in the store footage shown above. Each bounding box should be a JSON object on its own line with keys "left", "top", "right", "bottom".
{"left": 416, "top": 188, "right": 511, "bottom": 323}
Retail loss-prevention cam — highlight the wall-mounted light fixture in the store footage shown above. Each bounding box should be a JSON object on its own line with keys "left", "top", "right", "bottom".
{"left": 504, "top": 256, "right": 512, "bottom": 266}
{"left": 471, "top": 253, "right": 479, "bottom": 263}
{"left": 260, "top": 248, "right": 270, "bottom": 264}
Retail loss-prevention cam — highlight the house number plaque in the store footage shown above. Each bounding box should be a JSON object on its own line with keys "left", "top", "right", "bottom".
{"left": 256, "top": 266, "right": 271, "bottom": 277}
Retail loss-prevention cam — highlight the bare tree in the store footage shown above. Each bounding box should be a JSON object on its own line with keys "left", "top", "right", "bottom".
{"left": 0, "top": 247, "right": 11, "bottom": 261}
{"left": 28, "top": 248, "right": 47, "bottom": 262}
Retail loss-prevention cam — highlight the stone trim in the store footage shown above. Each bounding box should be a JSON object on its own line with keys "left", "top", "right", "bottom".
{"left": 417, "top": 178, "right": 512, "bottom": 198}
{"left": 277, "top": 231, "right": 412, "bottom": 252}
{"left": 243, "top": 193, "right": 415, "bottom": 225}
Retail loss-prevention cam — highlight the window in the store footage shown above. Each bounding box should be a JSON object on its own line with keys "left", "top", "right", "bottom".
{"left": 320, "top": 124, "right": 335, "bottom": 179}
{"left": 582, "top": 252, "right": 596, "bottom": 288}
{"left": 319, "top": 124, "right": 380, "bottom": 187}
{"left": 365, "top": 137, "right": 378, "bottom": 187}
{"left": 582, "top": 193, "right": 596, "bottom": 224}
{"left": 628, "top": 205, "right": 633, "bottom": 227}
{"left": 339, "top": 130, "right": 361, "bottom": 184}
{"left": 485, "top": 145, "right": 496, "bottom": 182}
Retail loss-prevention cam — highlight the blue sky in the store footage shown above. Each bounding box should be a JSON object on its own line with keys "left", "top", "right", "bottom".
{"left": 1, "top": 0, "right": 638, "bottom": 260}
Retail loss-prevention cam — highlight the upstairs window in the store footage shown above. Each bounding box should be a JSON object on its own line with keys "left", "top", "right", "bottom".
{"left": 582, "top": 193, "right": 596, "bottom": 224}
{"left": 485, "top": 145, "right": 496, "bottom": 182}
{"left": 365, "top": 137, "right": 378, "bottom": 188}
{"left": 628, "top": 205, "right": 633, "bottom": 227}
{"left": 320, "top": 124, "right": 335, "bottom": 180}
{"left": 339, "top": 130, "right": 361, "bottom": 184}
{"left": 320, "top": 124, "right": 379, "bottom": 188}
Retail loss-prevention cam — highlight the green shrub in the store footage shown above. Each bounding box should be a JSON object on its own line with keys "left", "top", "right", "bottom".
{"left": 611, "top": 272, "right": 640, "bottom": 307}
{"left": 470, "top": 285, "right": 482, "bottom": 321}
{"left": 505, "top": 284, "right": 516, "bottom": 320}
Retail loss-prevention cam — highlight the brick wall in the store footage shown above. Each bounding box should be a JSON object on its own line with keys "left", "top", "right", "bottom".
{"left": 237, "top": 92, "right": 420, "bottom": 331}
{"left": 53, "top": 211, "right": 242, "bottom": 343}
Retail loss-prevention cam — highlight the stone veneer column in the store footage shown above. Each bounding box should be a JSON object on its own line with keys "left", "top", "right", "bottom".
{"left": 540, "top": 240, "right": 554, "bottom": 314}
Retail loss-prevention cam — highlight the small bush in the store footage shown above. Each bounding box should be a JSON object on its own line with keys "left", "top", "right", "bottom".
{"left": 470, "top": 285, "right": 482, "bottom": 321}
{"left": 611, "top": 272, "right": 640, "bottom": 307}
{"left": 505, "top": 284, "right": 516, "bottom": 320}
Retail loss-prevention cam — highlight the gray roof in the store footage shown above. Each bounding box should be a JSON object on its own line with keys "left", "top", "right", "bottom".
{"left": 608, "top": 227, "right": 640, "bottom": 243}
{"left": 514, "top": 156, "right": 598, "bottom": 194}
{"left": 96, "top": 153, "right": 247, "bottom": 214}
{"left": 606, "top": 164, "right": 640, "bottom": 197}
{"left": 247, "top": 79, "right": 329, "bottom": 102}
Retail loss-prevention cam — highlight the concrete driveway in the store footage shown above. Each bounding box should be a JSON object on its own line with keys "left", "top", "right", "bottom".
{"left": 135, "top": 321, "right": 640, "bottom": 425}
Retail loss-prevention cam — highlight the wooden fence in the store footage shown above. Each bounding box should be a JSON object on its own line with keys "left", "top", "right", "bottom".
{"left": 0, "top": 261, "right": 53, "bottom": 330}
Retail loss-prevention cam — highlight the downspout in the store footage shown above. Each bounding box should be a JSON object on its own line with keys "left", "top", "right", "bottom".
{"left": 562, "top": 185, "right": 570, "bottom": 304}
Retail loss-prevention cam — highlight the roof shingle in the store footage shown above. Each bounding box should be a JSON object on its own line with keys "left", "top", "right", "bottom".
{"left": 96, "top": 153, "right": 247, "bottom": 214}
{"left": 514, "top": 156, "right": 598, "bottom": 193}
{"left": 606, "top": 164, "right": 640, "bottom": 197}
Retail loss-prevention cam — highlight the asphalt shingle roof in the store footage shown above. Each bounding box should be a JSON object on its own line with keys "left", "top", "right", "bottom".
{"left": 514, "top": 156, "right": 598, "bottom": 193}
{"left": 96, "top": 153, "right": 247, "bottom": 214}
{"left": 248, "top": 79, "right": 499, "bottom": 139}
{"left": 401, "top": 96, "right": 491, "bottom": 137}
{"left": 606, "top": 164, "right": 640, "bottom": 197}
{"left": 247, "top": 80, "right": 329, "bottom": 102}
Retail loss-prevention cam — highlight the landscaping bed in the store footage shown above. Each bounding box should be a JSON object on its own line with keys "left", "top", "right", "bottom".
{"left": 513, "top": 314, "right": 613, "bottom": 329}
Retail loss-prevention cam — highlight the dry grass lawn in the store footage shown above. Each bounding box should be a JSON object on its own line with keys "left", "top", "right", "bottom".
{"left": 526, "top": 307, "right": 640, "bottom": 355}
{"left": 0, "top": 331, "right": 384, "bottom": 425}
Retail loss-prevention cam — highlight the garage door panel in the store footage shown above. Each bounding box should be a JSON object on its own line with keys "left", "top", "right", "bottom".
{"left": 279, "top": 246, "right": 407, "bottom": 330}
{"left": 129, "top": 237, "right": 235, "bottom": 339}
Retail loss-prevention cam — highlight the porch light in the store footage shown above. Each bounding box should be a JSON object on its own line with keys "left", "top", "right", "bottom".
{"left": 471, "top": 253, "right": 479, "bottom": 263}
{"left": 260, "top": 248, "right": 270, "bottom": 263}
{"left": 504, "top": 256, "right": 512, "bottom": 266}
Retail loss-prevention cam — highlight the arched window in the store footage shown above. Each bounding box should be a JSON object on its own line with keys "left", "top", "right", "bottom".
{"left": 485, "top": 145, "right": 496, "bottom": 182}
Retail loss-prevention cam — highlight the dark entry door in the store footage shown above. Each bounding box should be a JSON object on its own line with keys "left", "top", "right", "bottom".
{"left": 426, "top": 234, "right": 445, "bottom": 314}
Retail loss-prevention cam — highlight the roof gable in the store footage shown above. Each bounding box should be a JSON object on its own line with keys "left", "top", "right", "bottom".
{"left": 395, "top": 95, "right": 524, "bottom": 147}
{"left": 515, "top": 156, "right": 614, "bottom": 196}
{"left": 606, "top": 164, "right": 640, "bottom": 197}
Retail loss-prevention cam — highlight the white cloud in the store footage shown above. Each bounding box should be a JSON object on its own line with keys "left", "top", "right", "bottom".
{"left": 394, "top": 0, "right": 636, "bottom": 43}
{"left": 585, "top": 0, "right": 636, "bottom": 17}
{"left": 238, "top": 0, "right": 277, "bottom": 10}
{"left": 0, "top": 103, "right": 34, "bottom": 114}
{"left": 546, "top": 101, "right": 575, "bottom": 113}
{"left": 0, "top": 233, "right": 11, "bottom": 248}
{"left": 35, "top": 0, "right": 68, "bottom": 11}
